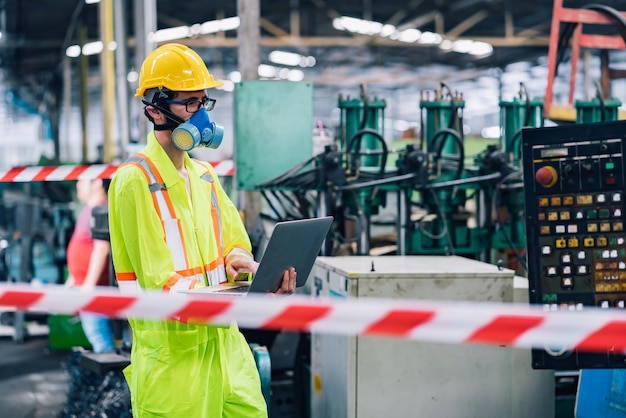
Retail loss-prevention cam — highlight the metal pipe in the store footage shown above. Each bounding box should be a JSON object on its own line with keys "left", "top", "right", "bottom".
{"left": 134, "top": 0, "right": 157, "bottom": 143}
{"left": 79, "top": 25, "right": 89, "bottom": 163}
{"left": 397, "top": 188, "right": 408, "bottom": 255}
{"left": 100, "top": 0, "right": 116, "bottom": 163}
{"left": 114, "top": 0, "right": 130, "bottom": 160}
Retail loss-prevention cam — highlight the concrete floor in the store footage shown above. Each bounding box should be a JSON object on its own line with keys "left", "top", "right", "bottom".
{"left": 0, "top": 328, "right": 69, "bottom": 418}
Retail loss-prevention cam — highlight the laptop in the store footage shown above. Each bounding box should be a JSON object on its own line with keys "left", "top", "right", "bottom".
{"left": 186, "top": 216, "right": 333, "bottom": 296}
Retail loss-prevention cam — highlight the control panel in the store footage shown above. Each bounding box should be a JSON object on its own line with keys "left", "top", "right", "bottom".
{"left": 522, "top": 120, "right": 626, "bottom": 369}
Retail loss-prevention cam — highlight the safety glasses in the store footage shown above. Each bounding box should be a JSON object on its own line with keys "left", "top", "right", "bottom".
{"left": 166, "top": 96, "right": 216, "bottom": 113}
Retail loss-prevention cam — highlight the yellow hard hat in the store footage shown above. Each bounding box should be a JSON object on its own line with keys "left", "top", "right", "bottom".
{"left": 135, "top": 43, "right": 223, "bottom": 97}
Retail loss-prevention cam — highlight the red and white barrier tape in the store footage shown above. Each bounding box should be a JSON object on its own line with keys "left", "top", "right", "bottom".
{"left": 1, "top": 283, "right": 626, "bottom": 353}
{"left": 0, "top": 160, "right": 235, "bottom": 182}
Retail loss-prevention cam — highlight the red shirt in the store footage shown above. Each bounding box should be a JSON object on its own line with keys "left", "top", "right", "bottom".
{"left": 66, "top": 201, "right": 110, "bottom": 286}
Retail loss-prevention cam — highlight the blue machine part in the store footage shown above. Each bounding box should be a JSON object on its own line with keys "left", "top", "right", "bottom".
{"left": 576, "top": 369, "right": 626, "bottom": 417}
{"left": 249, "top": 343, "right": 272, "bottom": 409}
{"left": 6, "top": 240, "right": 60, "bottom": 284}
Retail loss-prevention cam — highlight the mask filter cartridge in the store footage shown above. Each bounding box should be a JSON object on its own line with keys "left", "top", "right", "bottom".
{"left": 172, "top": 109, "right": 224, "bottom": 151}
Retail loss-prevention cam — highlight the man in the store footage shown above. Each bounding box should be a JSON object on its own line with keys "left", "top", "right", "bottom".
{"left": 65, "top": 178, "right": 115, "bottom": 353}
{"left": 108, "top": 43, "right": 295, "bottom": 418}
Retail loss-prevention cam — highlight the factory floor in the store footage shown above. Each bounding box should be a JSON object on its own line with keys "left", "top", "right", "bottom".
{"left": 0, "top": 324, "right": 69, "bottom": 418}
{"left": 0, "top": 320, "right": 579, "bottom": 418}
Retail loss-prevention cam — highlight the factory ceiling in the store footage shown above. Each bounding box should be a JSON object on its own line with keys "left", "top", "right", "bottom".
{"left": 1, "top": 0, "right": 626, "bottom": 111}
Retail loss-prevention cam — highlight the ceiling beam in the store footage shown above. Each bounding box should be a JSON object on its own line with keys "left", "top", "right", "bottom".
{"left": 397, "top": 11, "right": 442, "bottom": 31}
{"left": 177, "top": 34, "right": 549, "bottom": 48}
{"left": 0, "top": 32, "right": 550, "bottom": 50}
{"left": 445, "top": 10, "right": 489, "bottom": 38}
{"left": 260, "top": 17, "right": 289, "bottom": 37}
{"left": 385, "top": 0, "right": 425, "bottom": 26}
{"left": 290, "top": 0, "right": 300, "bottom": 37}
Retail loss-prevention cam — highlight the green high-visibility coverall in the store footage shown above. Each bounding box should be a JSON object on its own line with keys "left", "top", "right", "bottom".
{"left": 109, "top": 132, "right": 267, "bottom": 417}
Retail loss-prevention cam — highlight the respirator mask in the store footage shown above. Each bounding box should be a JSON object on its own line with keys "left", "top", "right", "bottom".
{"left": 171, "top": 108, "right": 225, "bottom": 152}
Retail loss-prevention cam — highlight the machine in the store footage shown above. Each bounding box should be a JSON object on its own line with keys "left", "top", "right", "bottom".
{"left": 522, "top": 119, "right": 626, "bottom": 370}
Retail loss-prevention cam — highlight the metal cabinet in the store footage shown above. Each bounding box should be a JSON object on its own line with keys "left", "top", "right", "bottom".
{"left": 309, "top": 256, "right": 554, "bottom": 418}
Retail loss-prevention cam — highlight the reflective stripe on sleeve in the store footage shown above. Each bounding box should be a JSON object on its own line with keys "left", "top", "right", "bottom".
{"left": 226, "top": 247, "right": 254, "bottom": 261}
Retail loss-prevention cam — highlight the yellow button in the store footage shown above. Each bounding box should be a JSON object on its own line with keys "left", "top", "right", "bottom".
{"left": 587, "top": 223, "right": 598, "bottom": 232}
{"left": 548, "top": 212, "right": 558, "bottom": 221}
{"left": 600, "top": 223, "right": 611, "bottom": 232}
{"left": 577, "top": 195, "right": 593, "bottom": 205}
{"left": 540, "top": 226, "right": 551, "bottom": 235}
{"left": 567, "top": 238, "right": 579, "bottom": 248}
{"left": 597, "top": 237, "right": 608, "bottom": 246}
{"left": 556, "top": 239, "right": 567, "bottom": 248}
{"left": 538, "top": 213, "right": 546, "bottom": 221}
{"left": 539, "top": 197, "right": 549, "bottom": 207}
{"left": 563, "top": 196, "right": 574, "bottom": 205}
{"left": 614, "top": 222, "right": 623, "bottom": 231}
{"left": 551, "top": 197, "right": 562, "bottom": 206}
{"left": 560, "top": 211, "right": 571, "bottom": 220}
{"left": 584, "top": 237, "right": 595, "bottom": 247}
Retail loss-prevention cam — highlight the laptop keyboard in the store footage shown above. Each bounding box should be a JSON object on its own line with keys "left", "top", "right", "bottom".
{"left": 216, "top": 286, "right": 249, "bottom": 293}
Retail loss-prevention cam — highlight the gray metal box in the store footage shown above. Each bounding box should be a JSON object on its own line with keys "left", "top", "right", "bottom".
{"left": 310, "top": 256, "right": 554, "bottom": 418}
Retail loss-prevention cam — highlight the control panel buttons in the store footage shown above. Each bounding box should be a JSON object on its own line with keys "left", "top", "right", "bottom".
{"left": 536, "top": 166, "right": 558, "bottom": 188}
{"left": 530, "top": 140, "right": 625, "bottom": 323}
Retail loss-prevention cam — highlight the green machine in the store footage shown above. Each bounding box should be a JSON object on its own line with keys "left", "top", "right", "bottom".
{"left": 575, "top": 97, "right": 622, "bottom": 124}
{"left": 405, "top": 83, "right": 535, "bottom": 268}
{"left": 499, "top": 84, "right": 544, "bottom": 168}
{"left": 407, "top": 83, "right": 495, "bottom": 258}
{"left": 336, "top": 88, "right": 389, "bottom": 254}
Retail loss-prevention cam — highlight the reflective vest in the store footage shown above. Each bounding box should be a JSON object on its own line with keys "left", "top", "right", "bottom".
{"left": 113, "top": 152, "right": 250, "bottom": 294}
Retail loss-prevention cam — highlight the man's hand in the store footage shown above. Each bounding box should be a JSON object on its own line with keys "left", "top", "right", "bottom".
{"left": 274, "top": 267, "right": 296, "bottom": 294}
{"left": 226, "top": 256, "right": 259, "bottom": 281}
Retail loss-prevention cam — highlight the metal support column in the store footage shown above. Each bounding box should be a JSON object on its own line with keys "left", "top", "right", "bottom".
{"left": 238, "top": 0, "right": 262, "bottom": 230}
{"left": 100, "top": 0, "right": 116, "bottom": 163}
{"left": 114, "top": 0, "right": 130, "bottom": 161}
{"left": 134, "top": 0, "right": 157, "bottom": 143}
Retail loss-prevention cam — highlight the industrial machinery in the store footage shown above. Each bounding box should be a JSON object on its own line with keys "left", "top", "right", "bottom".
{"left": 522, "top": 119, "right": 626, "bottom": 370}
{"left": 256, "top": 82, "right": 530, "bottom": 270}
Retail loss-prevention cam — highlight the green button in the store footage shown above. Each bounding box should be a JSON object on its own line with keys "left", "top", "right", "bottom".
{"left": 606, "top": 162, "right": 615, "bottom": 170}
{"left": 587, "top": 210, "right": 597, "bottom": 219}
{"left": 599, "top": 209, "right": 611, "bottom": 218}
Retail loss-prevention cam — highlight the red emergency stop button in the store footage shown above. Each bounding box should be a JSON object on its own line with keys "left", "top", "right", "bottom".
{"left": 536, "top": 166, "right": 558, "bottom": 188}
